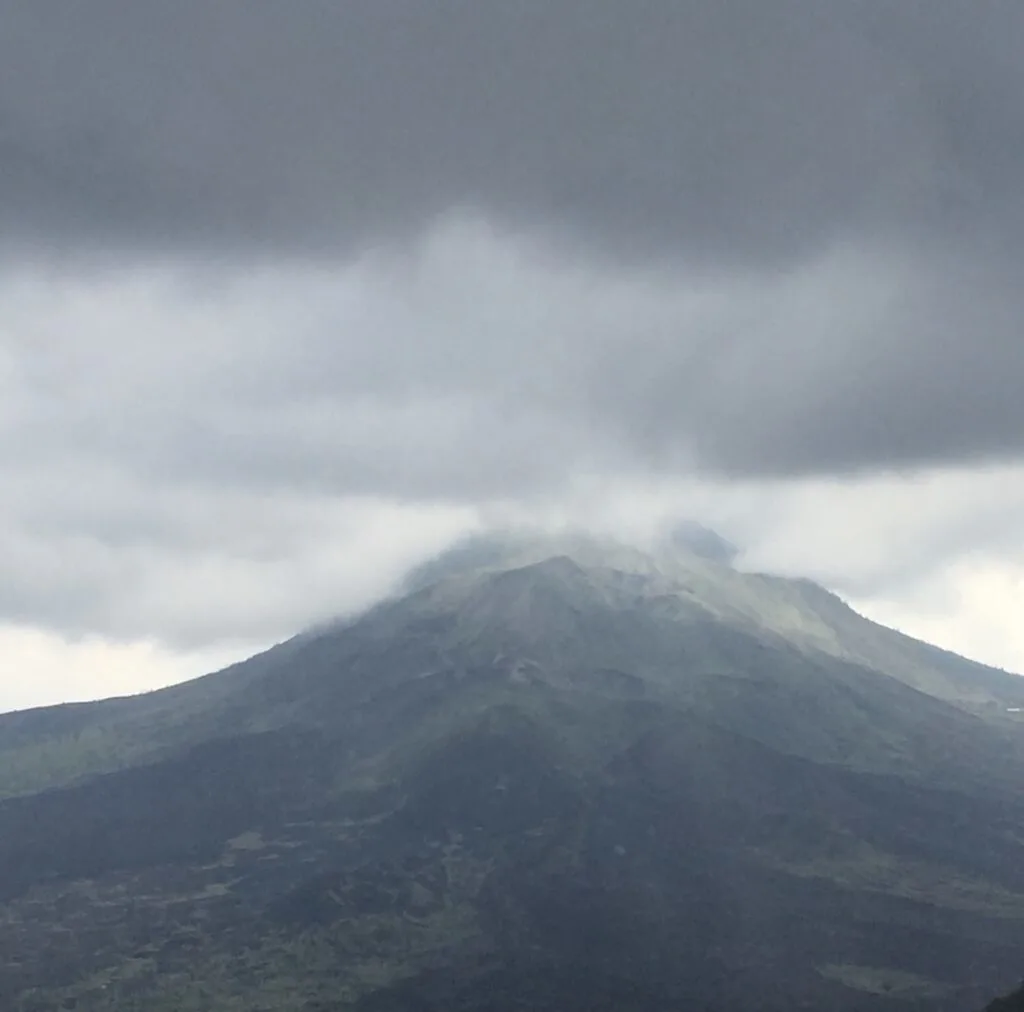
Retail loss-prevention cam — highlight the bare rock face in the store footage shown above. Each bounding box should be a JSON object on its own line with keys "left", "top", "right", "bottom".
{"left": 3, "top": 532, "right": 1024, "bottom": 1011}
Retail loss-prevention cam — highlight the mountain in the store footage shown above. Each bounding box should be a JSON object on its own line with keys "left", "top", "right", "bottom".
{"left": 3, "top": 531, "right": 1024, "bottom": 1011}
{"left": 985, "top": 982, "right": 1024, "bottom": 1012}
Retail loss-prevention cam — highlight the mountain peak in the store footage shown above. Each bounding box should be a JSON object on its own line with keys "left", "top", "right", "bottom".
{"left": 401, "top": 524, "right": 736, "bottom": 596}
{"left": 664, "top": 520, "right": 740, "bottom": 564}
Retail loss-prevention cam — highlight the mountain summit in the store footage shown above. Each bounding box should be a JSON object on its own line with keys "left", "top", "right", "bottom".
{"left": 3, "top": 532, "right": 1024, "bottom": 1011}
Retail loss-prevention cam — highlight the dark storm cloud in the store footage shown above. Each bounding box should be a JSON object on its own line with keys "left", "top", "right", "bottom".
{"left": 588, "top": 249, "right": 1024, "bottom": 477}
{"left": 3, "top": 1, "right": 1024, "bottom": 492}
{"left": 1, "top": 0, "right": 1021, "bottom": 263}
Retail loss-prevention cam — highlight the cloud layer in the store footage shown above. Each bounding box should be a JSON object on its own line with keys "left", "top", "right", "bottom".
{"left": 1, "top": 3, "right": 1023, "bottom": 473}
{"left": 1, "top": 2, "right": 1023, "bottom": 261}
{"left": 3, "top": 3, "right": 1024, "bottom": 706}
{"left": 4, "top": 230, "right": 1024, "bottom": 655}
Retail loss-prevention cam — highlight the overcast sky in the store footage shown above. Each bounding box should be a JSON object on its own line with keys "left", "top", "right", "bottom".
{"left": 3, "top": 1, "right": 1024, "bottom": 712}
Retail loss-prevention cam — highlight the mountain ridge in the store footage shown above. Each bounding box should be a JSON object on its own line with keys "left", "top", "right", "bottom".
{"left": 2, "top": 530, "right": 1024, "bottom": 1010}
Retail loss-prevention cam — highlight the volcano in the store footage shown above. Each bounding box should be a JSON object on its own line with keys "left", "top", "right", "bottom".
{"left": 3, "top": 532, "right": 1024, "bottom": 1011}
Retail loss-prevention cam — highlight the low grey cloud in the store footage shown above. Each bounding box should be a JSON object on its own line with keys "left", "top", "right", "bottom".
{"left": 4, "top": 230, "right": 1024, "bottom": 655}
{"left": 4, "top": 2, "right": 1024, "bottom": 680}
{"left": 0, "top": 1, "right": 1021, "bottom": 264}
{"left": 0, "top": 2, "right": 1022, "bottom": 477}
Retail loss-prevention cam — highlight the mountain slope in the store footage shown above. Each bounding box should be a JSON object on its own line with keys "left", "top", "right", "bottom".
{"left": 3, "top": 532, "right": 1024, "bottom": 1011}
